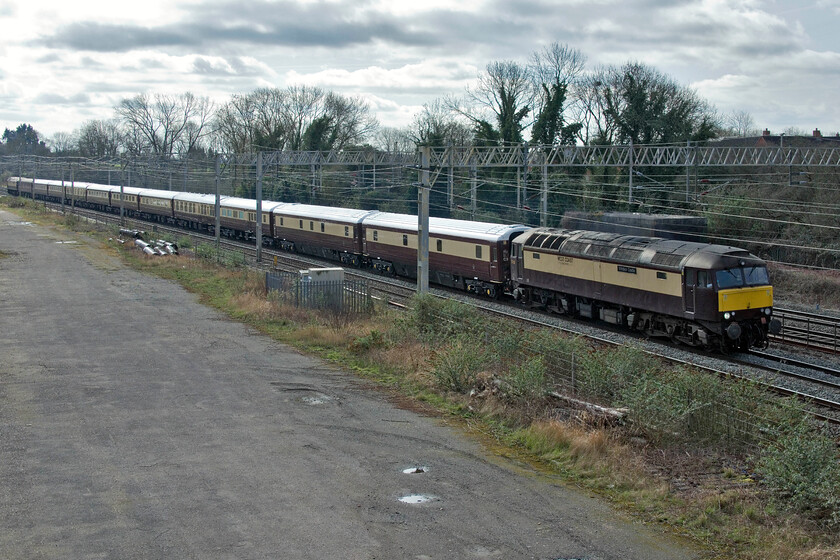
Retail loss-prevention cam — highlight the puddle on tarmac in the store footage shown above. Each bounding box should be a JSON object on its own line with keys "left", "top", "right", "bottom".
{"left": 403, "top": 466, "right": 428, "bottom": 474}
{"left": 300, "top": 394, "right": 334, "bottom": 405}
{"left": 398, "top": 494, "right": 436, "bottom": 504}
{"left": 269, "top": 383, "right": 334, "bottom": 405}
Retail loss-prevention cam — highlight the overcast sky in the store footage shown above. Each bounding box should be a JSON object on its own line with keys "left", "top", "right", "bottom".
{"left": 2, "top": 0, "right": 840, "bottom": 143}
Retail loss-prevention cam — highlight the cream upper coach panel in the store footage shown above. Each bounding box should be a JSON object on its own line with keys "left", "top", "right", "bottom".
{"left": 362, "top": 212, "right": 529, "bottom": 243}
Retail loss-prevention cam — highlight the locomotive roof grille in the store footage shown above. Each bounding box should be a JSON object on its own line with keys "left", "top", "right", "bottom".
{"left": 525, "top": 233, "right": 550, "bottom": 248}
{"left": 560, "top": 240, "right": 590, "bottom": 256}
{"left": 586, "top": 244, "right": 614, "bottom": 258}
{"left": 650, "top": 252, "right": 686, "bottom": 268}
{"left": 548, "top": 236, "right": 567, "bottom": 250}
{"left": 612, "top": 248, "right": 644, "bottom": 262}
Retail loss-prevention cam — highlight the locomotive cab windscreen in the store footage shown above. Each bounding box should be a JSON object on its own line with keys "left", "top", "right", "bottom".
{"left": 715, "top": 265, "right": 770, "bottom": 289}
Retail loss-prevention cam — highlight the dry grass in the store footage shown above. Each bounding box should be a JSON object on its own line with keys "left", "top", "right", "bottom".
{"left": 771, "top": 264, "right": 840, "bottom": 311}
{"left": 800, "top": 546, "right": 840, "bottom": 560}
{"left": 526, "top": 419, "right": 619, "bottom": 470}
{"left": 374, "top": 341, "right": 433, "bottom": 380}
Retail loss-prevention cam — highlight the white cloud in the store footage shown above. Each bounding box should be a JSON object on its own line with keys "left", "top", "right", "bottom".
{"left": 284, "top": 59, "right": 478, "bottom": 93}
{"left": 2, "top": 0, "right": 839, "bottom": 138}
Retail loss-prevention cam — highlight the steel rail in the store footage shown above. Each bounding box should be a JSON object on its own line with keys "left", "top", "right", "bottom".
{"left": 772, "top": 307, "right": 840, "bottom": 354}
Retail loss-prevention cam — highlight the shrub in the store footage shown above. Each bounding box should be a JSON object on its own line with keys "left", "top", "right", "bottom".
{"left": 755, "top": 419, "right": 840, "bottom": 526}
{"left": 504, "top": 356, "right": 548, "bottom": 401}
{"left": 431, "top": 337, "right": 488, "bottom": 393}
{"left": 575, "top": 345, "right": 657, "bottom": 403}
{"left": 524, "top": 330, "right": 589, "bottom": 392}
{"left": 407, "top": 294, "right": 486, "bottom": 343}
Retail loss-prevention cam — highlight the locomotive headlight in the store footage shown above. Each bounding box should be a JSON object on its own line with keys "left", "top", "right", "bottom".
{"left": 764, "top": 308, "right": 772, "bottom": 315}
{"left": 724, "top": 312, "right": 732, "bottom": 320}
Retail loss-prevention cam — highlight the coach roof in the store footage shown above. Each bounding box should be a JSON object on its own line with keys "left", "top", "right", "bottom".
{"left": 274, "top": 204, "right": 376, "bottom": 223}
{"left": 363, "top": 212, "right": 529, "bottom": 242}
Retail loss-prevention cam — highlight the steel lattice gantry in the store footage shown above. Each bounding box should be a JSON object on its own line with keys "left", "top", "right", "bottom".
{"left": 226, "top": 144, "right": 840, "bottom": 169}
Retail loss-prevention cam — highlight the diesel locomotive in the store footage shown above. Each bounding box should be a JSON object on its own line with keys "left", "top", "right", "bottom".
{"left": 511, "top": 228, "right": 781, "bottom": 352}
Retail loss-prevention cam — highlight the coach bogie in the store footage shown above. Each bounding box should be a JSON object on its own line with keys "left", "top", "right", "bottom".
{"left": 465, "top": 278, "right": 502, "bottom": 299}
{"left": 370, "top": 258, "right": 395, "bottom": 276}
{"left": 339, "top": 252, "right": 361, "bottom": 267}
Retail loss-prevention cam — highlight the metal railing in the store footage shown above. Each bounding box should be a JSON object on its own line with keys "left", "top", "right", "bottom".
{"left": 266, "top": 272, "right": 373, "bottom": 314}
{"left": 773, "top": 308, "right": 840, "bottom": 354}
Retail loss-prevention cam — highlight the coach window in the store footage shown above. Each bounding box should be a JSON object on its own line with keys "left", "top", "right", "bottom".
{"left": 344, "top": 226, "right": 349, "bottom": 237}
{"left": 436, "top": 239, "right": 442, "bottom": 252}
{"left": 475, "top": 245, "right": 482, "bottom": 259}
{"left": 491, "top": 246, "right": 497, "bottom": 262}
{"left": 373, "top": 230, "right": 378, "bottom": 241}
{"left": 402, "top": 234, "right": 408, "bottom": 246}
{"left": 321, "top": 223, "right": 325, "bottom": 232}
{"left": 310, "top": 221, "right": 314, "bottom": 231}
{"left": 299, "top": 219, "right": 303, "bottom": 229}
{"left": 280, "top": 217, "right": 284, "bottom": 226}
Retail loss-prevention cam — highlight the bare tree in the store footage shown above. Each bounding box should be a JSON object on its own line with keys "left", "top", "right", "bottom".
{"left": 48, "top": 131, "right": 78, "bottom": 155}
{"left": 282, "top": 85, "right": 325, "bottom": 150}
{"left": 458, "top": 60, "right": 535, "bottom": 144}
{"left": 783, "top": 125, "right": 806, "bottom": 136}
{"left": 373, "top": 126, "right": 414, "bottom": 153}
{"left": 527, "top": 42, "right": 587, "bottom": 145}
{"left": 76, "top": 119, "right": 123, "bottom": 158}
{"left": 322, "top": 91, "right": 378, "bottom": 149}
{"left": 529, "top": 42, "right": 587, "bottom": 91}
{"left": 726, "top": 110, "right": 756, "bottom": 137}
{"left": 573, "top": 66, "right": 621, "bottom": 144}
{"left": 177, "top": 93, "right": 215, "bottom": 155}
{"left": 212, "top": 86, "right": 377, "bottom": 153}
{"left": 411, "top": 98, "right": 472, "bottom": 147}
{"left": 116, "top": 92, "right": 214, "bottom": 157}
{"left": 213, "top": 93, "right": 258, "bottom": 153}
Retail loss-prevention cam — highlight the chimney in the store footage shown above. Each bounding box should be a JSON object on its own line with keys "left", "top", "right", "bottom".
{"left": 813, "top": 128, "right": 822, "bottom": 138}
{"left": 762, "top": 129, "right": 771, "bottom": 136}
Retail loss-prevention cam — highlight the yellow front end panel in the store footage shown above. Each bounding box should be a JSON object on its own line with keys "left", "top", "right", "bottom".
{"left": 718, "top": 286, "right": 773, "bottom": 312}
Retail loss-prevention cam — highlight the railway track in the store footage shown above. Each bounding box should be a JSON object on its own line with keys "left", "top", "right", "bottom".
{"left": 13, "top": 196, "right": 840, "bottom": 423}
{"left": 771, "top": 307, "right": 840, "bottom": 354}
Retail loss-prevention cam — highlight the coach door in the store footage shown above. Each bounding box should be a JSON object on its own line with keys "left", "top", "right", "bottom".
{"left": 489, "top": 243, "right": 499, "bottom": 280}
{"left": 511, "top": 243, "right": 523, "bottom": 281}
{"left": 684, "top": 269, "right": 696, "bottom": 313}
